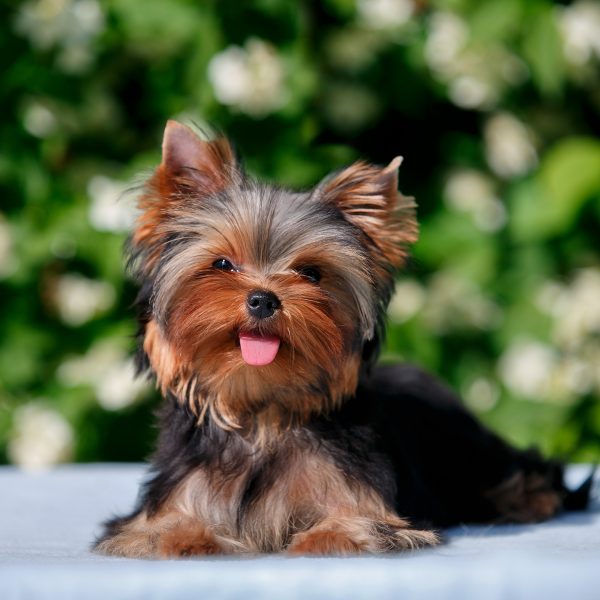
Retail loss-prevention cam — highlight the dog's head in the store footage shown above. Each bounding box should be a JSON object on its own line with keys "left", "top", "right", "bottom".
{"left": 131, "top": 121, "right": 417, "bottom": 428}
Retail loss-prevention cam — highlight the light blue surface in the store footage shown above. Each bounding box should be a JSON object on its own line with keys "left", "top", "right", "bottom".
{"left": 1, "top": 464, "right": 598, "bottom": 599}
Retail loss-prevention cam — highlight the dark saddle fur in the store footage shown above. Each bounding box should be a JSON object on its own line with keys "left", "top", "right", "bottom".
{"left": 320, "top": 363, "right": 593, "bottom": 528}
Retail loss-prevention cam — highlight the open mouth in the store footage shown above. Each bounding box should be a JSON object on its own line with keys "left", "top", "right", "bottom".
{"left": 239, "top": 332, "right": 281, "bottom": 366}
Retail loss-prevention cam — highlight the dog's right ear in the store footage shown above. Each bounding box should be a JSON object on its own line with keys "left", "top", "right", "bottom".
{"left": 159, "top": 120, "right": 236, "bottom": 195}
{"left": 132, "top": 121, "right": 236, "bottom": 266}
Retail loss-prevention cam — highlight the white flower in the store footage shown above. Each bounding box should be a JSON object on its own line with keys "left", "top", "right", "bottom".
{"left": 499, "top": 337, "right": 594, "bottom": 404}
{"left": 444, "top": 170, "right": 507, "bottom": 232}
{"left": 498, "top": 340, "right": 556, "bottom": 399}
{"left": 15, "top": 0, "right": 104, "bottom": 73}
{"left": 8, "top": 403, "right": 73, "bottom": 471}
{"left": 448, "top": 75, "right": 496, "bottom": 110}
{"left": 95, "top": 359, "right": 147, "bottom": 411}
{"left": 0, "top": 216, "right": 16, "bottom": 278}
{"left": 58, "top": 341, "right": 148, "bottom": 410}
{"left": 558, "top": 1, "right": 600, "bottom": 65}
{"left": 388, "top": 279, "right": 425, "bottom": 323}
{"left": 23, "top": 102, "right": 58, "bottom": 138}
{"left": 555, "top": 356, "right": 594, "bottom": 396}
{"left": 425, "top": 14, "right": 526, "bottom": 110}
{"left": 87, "top": 175, "right": 136, "bottom": 233}
{"left": 484, "top": 113, "right": 537, "bottom": 178}
{"left": 425, "top": 12, "right": 469, "bottom": 76}
{"left": 357, "top": 0, "right": 414, "bottom": 29}
{"left": 54, "top": 273, "right": 115, "bottom": 326}
{"left": 535, "top": 280, "right": 564, "bottom": 317}
{"left": 56, "top": 43, "right": 95, "bottom": 73}
{"left": 464, "top": 377, "right": 500, "bottom": 412}
{"left": 533, "top": 270, "right": 600, "bottom": 401}
{"left": 208, "top": 39, "right": 287, "bottom": 117}
{"left": 422, "top": 272, "right": 502, "bottom": 333}
{"left": 537, "top": 269, "right": 600, "bottom": 350}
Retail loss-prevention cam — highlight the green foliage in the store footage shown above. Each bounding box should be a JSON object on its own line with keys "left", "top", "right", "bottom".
{"left": 1, "top": 0, "right": 599, "bottom": 468}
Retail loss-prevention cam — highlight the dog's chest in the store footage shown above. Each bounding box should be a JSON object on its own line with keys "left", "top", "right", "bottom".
{"left": 170, "top": 435, "right": 366, "bottom": 551}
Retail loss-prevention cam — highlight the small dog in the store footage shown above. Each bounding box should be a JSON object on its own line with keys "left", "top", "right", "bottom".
{"left": 95, "top": 121, "right": 590, "bottom": 558}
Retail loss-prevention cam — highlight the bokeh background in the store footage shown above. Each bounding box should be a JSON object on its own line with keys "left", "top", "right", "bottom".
{"left": 1, "top": 0, "right": 600, "bottom": 469}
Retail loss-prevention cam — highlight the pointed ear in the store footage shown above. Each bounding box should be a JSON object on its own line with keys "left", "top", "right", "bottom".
{"left": 159, "top": 120, "right": 236, "bottom": 195}
{"left": 320, "top": 157, "right": 418, "bottom": 268}
{"left": 131, "top": 122, "right": 236, "bottom": 270}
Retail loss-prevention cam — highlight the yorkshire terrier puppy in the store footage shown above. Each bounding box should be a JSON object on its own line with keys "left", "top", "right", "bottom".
{"left": 95, "top": 121, "right": 590, "bottom": 558}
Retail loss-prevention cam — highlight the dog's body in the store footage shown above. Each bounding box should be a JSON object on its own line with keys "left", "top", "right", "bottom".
{"left": 95, "top": 122, "right": 589, "bottom": 558}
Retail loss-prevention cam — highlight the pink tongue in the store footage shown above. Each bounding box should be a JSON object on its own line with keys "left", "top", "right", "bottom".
{"left": 239, "top": 334, "right": 280, "bottom": 366}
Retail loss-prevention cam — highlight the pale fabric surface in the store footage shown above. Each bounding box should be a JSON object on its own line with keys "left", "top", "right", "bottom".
{"left": 0, "top": 464, "right": 598, "bottom": 600}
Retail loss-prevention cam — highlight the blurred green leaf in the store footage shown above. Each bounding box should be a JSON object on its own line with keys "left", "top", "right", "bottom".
{"left": 416, "top": 212, "right": 498, "bottom": 285}
{"left": 540, "top": 137, "right": 600, "bottom": 226}
{"left": 2, "top": 0, "right": 599, "bottom": 465}
{"left": 110, "top": 0, "right": 205, "bottom": 54}
{"left": 522, "top": 4, "right": 565, "bottom": 96}
{"left": 470, "top": 0, "right": 521, "bottom": 41}
{"left": 509, "top": 178, "right": 551, "bottom": 241}
{"left": 510, "top": 137, "right": 600, "bottom": 240}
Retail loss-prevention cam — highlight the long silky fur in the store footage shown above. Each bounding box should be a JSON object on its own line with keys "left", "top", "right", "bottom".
{"left": 94, "top": 123, "right": 591, "bottom": 558}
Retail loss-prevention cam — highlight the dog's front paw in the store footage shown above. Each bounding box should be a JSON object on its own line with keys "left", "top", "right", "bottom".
{"left": 157, "top": 520, "right": 225, "bottom": 558}
{"left": 287, "top": 529, "right": 363, "bottom": 555}
{"left": 94, "top": 512, "right": 225, "bottom": 558}
{"left": 158, "top": 534, "right": 222, "bottom": 558}
{"left": 287, "top": 516, "right": 439, "bottom": 555}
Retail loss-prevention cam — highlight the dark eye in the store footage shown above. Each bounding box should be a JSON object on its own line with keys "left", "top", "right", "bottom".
{"left": 296, "top": 266, "right": 321, "bottom": 284}
{"left": 212, "top": 258, "right": 236, "bottom": 271}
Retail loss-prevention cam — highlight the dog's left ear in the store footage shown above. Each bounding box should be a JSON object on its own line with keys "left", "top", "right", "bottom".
{"left": 319, "top": 158, "right": 418, "bottom": 268}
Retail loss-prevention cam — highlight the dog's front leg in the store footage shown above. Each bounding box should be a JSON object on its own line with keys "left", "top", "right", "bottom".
{"left": 286, "top": 514, "right": 439, "bottom": 555}
{"left": 94, "top": 509, "right": 227, "bottom": 558}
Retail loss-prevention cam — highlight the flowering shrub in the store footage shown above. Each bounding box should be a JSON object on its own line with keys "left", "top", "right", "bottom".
{"left": 1, "top": 0, "right": 599, "bottom": 467}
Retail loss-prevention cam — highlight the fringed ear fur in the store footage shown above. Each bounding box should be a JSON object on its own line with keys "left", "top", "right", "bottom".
{"left": 320, "top": 157, "right": 418, "bottom": 268}
{"left": 160, "top": 120, "right": 236, "bottom": 194}
{"left": 132, "top": 121, "right": 236, "bottom": 264}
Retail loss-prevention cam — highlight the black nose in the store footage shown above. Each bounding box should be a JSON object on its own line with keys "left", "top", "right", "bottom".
{"left": 247, "top": 290, "right": 281, "bottom": 319}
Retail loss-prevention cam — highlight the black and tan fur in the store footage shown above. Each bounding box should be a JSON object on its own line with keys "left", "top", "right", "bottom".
{"left": 94, "top": 121, "right": 590, "bottom": 558}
